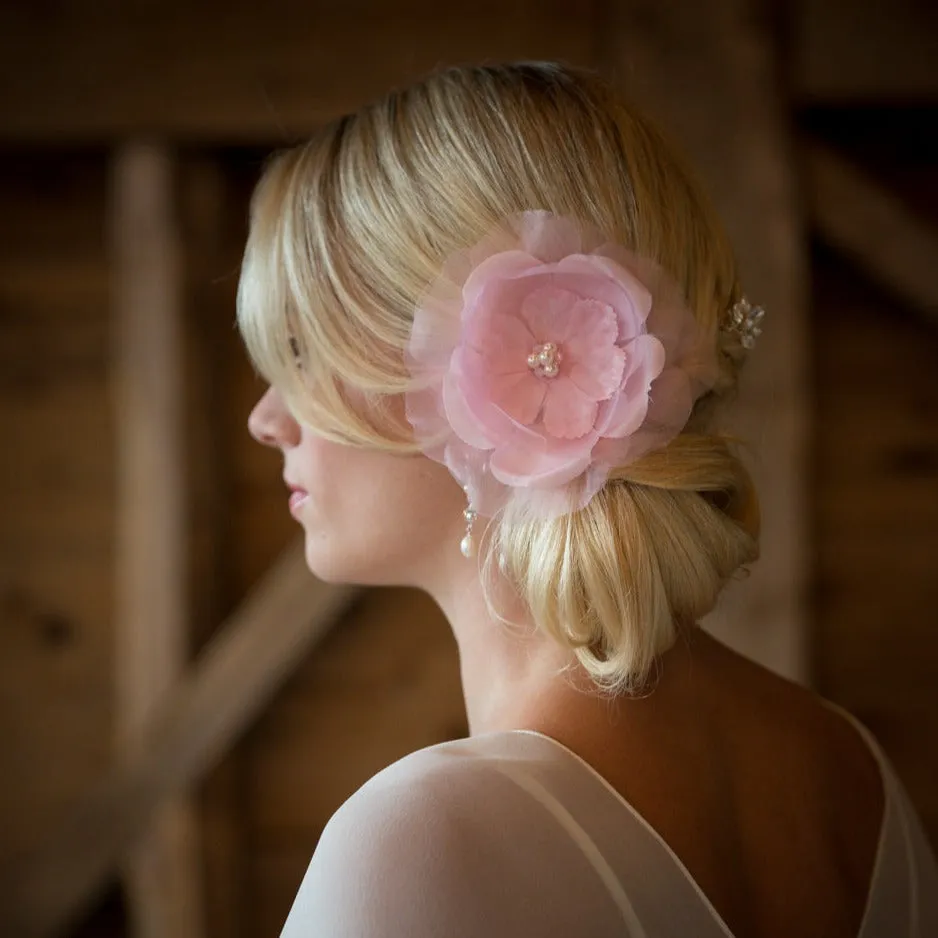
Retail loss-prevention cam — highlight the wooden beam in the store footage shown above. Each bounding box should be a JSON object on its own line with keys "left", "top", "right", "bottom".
{"left": 111, "top": 143, "right": 203, "bottom": 938}
{"left": 0, "top": 542, "right": 359, "bottom": 938}
{"left": 806, "top": 142, "right": 938, "bottom": 323}
{"left": 181, "top": 155, "right": 250, "bottom": 938}
{"left": 1, "top": 0, "right": 935, "bottom": 144}
{"left": 597, "top": 0, "right": 809, "bottom": 681}
{"left": 0, "top": 2, "right": 592, "bottom": 143}
{"left": 794, "top": 0, "right": 938, "bottom": 103}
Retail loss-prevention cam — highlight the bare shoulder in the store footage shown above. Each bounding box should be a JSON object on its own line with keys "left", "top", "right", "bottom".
{"left": 718, "top": 638, "right": 883, "bottom": 803}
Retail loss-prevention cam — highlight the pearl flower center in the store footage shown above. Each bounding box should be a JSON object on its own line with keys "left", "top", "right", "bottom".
{"left": 527, "top": 341, "right": 562, "bottom": 379}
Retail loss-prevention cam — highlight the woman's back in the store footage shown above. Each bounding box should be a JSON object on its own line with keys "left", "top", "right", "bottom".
{"left": 549, "top": 631, "right": 892, "bottom": 938}
{"left": 281, "top": 631, "right": 938, "bottom": 937}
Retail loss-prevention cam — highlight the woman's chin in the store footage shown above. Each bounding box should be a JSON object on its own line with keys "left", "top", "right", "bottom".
{"left": 302, "top": 537, "right": 348, "bottom": 584}
{"left": 302, "top": 537, "right": 377, "bottom": 587}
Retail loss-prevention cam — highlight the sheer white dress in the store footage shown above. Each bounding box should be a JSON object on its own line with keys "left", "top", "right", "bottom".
{"left": 281, "top": 700, "right": 938, "bottom": 937}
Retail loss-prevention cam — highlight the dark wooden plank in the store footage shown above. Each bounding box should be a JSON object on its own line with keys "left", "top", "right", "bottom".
{"left": 794, "top": 0, "right": 938, "bottom": 102}
{"left": 807, "top": 141, "right": 938, "bottom": 323}
{"left": 0, "top": 1, "right": 592, "bottom": 142}
{"left": 110, "top": 142, "right": 203, "bottom": 938}
{"left": 181, "top": 154, "right": 252, "bottom": 938}
{"left": 0, "top": 152, "right": 114, "bottom": 869}
{"left": 3, "top": 0, "right": 934, "bottom": 143}
{"left": 811, "top": 245, "right": 938, "bottom": 848}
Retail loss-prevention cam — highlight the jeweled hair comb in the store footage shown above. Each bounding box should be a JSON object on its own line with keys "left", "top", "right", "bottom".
{"left": 724, "top": 297, "right": 765, "bottom": 351}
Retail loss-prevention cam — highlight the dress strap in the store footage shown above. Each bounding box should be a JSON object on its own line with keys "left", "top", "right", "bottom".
{"left": 816, "top": 696, "right": 894, "bottom": 788}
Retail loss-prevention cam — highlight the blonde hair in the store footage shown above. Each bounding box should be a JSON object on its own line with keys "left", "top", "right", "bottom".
{"left": 237, "top": 61, "right": 760, "bottom": 696}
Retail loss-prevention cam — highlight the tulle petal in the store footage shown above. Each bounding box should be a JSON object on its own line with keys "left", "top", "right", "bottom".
{"left": 488, "top": 370, "right": 546, "bottom": 425}
{"left": 542, "top": 377, "right": 599, "bottom": 439}
{"left": 517, "top": 210, "right": 585, "bottom": 262}
{"left": 442, "top": 365, "right": 496, "bottom": 450}
{"left": 466, "top": 308, "right": 534, "bottom": 375}
{"left": 554, "top": 254, "right": 653, "bottom": 338}
{"left": 568, "top": 350, "right": 625, "bottom": 400}
{"left": 490, "top": 432, "right": 597, "bottom": 489}
{"left": 519, "top": 286, "right": 580, "bottom": 343}
{"left": 462, "top": 250, "right": 541, "bottom": 310}
{"left": 596, "top": 335, "right": 666, "bottom": 437}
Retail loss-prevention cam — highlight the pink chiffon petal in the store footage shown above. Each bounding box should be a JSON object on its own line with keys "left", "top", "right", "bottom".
{"left": 465, "top": 309, "right": 534, "bottom": 374}
{"left": 442, "top": 369, "right": 496, "bottom": 450}
{"left": 564, "top": 298, "right": 619, "bottom": 356}
{"left": 442, "top": 441, "right": 508, "bottom": 517}
{"left": 643, "top": 366, "right": 693, "bottom": 437}
{"left": 519, "top": 286, "right": 580, "bottom": 343}
{"left": 518, "top": 211, "right": 585, "bottom": 262}
{"left": 556, "top": 254, "right": 653, "bottom": 325}
{"left": 592, "top": 367, "right": 692, "bottom": 469}
{"left": 553, "top": 256, "right": 652, "bottom": 341}
{"left": 563, "top": 299, "right": 624, "bottom": 394}
{"left": 590, "top": 434, "right": 635, "bottom": 469}
{"left": 488, "top": 371, "right": 546, "bottom": 425}
{"left": 404, "top": 382, "right": 450, "bottom": 459}
{"left": 408, "top": 294, "right": 462, "bottom": 369}
{"left": 542, "top": 377, "right": 599, "bottom": 439}
{"left": 568, "top": 346, "right": 625, "bottom": 400}
{"left": 596, "top": 335, "right": 666, "bottom": 437}
{"left": 596, "top": 388, "right": 649, "bottom": 441}
{"left": 490, "top": 432, "right": 597, "bottom": 489}
{"left": 462, "top": 250, "right": 541, "bottom": 310}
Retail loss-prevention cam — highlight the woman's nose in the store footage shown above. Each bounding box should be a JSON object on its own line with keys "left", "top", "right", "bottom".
{"left": 247, "top": 386, "right": 301, "bottom": 448}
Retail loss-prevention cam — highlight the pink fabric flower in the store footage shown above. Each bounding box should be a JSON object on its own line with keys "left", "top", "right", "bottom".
{"left": 405, "top": 211, "right": 718, "bottom": 519}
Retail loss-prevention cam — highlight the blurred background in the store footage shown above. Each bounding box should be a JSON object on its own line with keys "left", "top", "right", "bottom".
{"left": 0, "top": 1, "right": 936, "bottom": 936}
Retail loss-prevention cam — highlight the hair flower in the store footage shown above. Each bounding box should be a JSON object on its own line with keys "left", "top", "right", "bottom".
{"left": 405, "top": 210, "right": 718, "bottom": 520}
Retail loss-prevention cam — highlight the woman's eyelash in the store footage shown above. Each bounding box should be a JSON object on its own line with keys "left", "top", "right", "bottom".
{"left": 288, "top": 336, "right": 301, "bottom": 361}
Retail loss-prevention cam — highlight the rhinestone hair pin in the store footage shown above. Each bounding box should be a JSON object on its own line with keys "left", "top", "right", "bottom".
{"left": 724, "top": 297, "right": 765, "bottom": 351}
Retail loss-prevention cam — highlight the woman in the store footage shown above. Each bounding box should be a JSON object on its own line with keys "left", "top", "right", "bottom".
{"left": 240, "top": 62, "right": 937, "bottom": 937}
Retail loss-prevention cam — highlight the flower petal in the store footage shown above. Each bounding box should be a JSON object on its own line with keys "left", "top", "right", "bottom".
{"left": 519, "top": 286, "right": 579, "bottom": 343}
{"left": 593, "top": 367, "right": 693, "bottom": 471}
{"left": 564, "top": 298, "right": 619, "bottom": 352}
{"left": 488, "top": 370, "right": 546, "bottom": 425}
{"left": 442, "top": 369, "right": 496, "bottom": 450}
{"left": 466, "top": 309, "right": 534, "bottom": 375}
{"left": 555, "top": 254, "right": 653, "bottom": 323}
{"left": 517, "top": 211, "right": 585, "bottom": 262}
{"left": 596, "top": 334, "right": 666, "bottom": 438}
{"left": 568, "top": 348, "right": 625, "bottom": 400}
{"left": 462, "top": 250, "right": 541, "bottom": 310}
{"left": 542, "top": 376, "right": 599, "bottom": 439}
{"left": 596, "top": 387, "right": 649, "bottom": 441}
{"left": 564, "top": 299, "right": 625, "bottom": 398}
{"left": 408, "top": 290, "right": 463, "bottom": 369}
{"left": 643, "top": 366, "right": 693, "bottom": 437}
{"left": 490, "top": 432, "right": 597, "bottom": 489}
{"left": 442, "top": 441, "right": 508, "bottom": 518}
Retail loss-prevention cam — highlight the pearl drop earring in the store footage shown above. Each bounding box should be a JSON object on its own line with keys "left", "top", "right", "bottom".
{"left": 460, "top": 488, "right": 478, "bottom": 558}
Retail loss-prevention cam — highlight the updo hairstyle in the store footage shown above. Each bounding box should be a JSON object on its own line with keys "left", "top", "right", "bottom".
{"left": 237, "top": 62, "right": 760, "bottom": 696}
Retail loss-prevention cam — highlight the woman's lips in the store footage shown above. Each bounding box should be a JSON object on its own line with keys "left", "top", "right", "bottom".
{"left": 288, "top": 487, "right": 309, "bottom": 515}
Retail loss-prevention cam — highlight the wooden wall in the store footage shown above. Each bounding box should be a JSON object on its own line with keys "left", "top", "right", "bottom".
{"left": 806, "top": 107, "right": 938, "bottom": 837}
{"left": 0, "top": 2, "right": 936, "bottom": 936}
{"left": 0, "top": 150, "right": 113, "bottom": 870}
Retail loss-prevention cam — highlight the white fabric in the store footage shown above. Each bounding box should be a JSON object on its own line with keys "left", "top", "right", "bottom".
{"left": 281, "top": 701, "right": 938, "bottom": 937}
